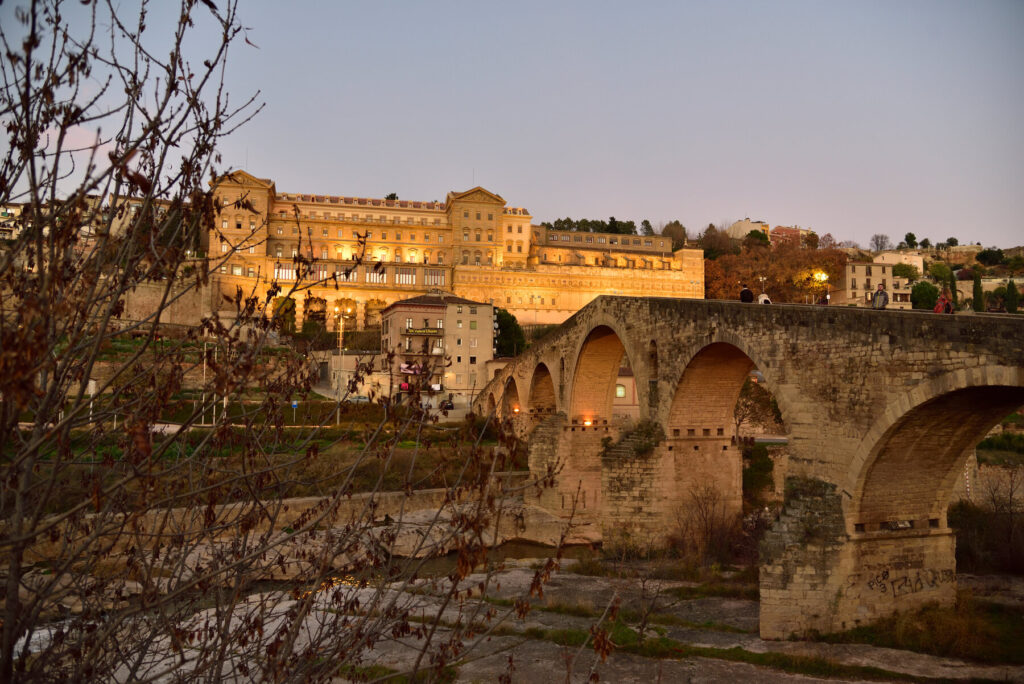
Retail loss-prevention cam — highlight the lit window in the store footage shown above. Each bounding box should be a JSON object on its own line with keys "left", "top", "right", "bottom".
{"left": 615, "top": 384, "right": 626, "bottom": 398}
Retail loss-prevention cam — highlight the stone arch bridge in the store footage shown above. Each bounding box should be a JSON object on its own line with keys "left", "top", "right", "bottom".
{"left": 472, "top": 296, "right": 1024, "bottom": 638}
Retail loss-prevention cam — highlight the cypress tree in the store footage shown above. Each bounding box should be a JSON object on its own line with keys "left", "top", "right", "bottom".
{"left": 947, "top": 273, "right": 958, "bottom": 307}
{"left": 973, "top": 273, "right": 985, "bottom": 312}
{"left": 1006, "top": 280, "right": 1020, "bottom": 314}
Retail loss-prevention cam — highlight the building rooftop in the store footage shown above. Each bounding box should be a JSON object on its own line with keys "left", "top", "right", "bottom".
{"left": 382, "top": 292, "right": 490, "bottom": 312}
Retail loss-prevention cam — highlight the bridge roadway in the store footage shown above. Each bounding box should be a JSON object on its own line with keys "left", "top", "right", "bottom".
{"left": 472, "top": 296, "right": 1024, "bottom": 638}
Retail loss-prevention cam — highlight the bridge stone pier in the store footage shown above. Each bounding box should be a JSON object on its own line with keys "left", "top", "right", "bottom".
{"left": 473, "top": 296, "right": 1024, "bottom": 638}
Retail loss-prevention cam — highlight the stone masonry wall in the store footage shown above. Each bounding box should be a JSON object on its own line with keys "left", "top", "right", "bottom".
{"left": 475, "top": 296, "right": 1024, "bottom": 637}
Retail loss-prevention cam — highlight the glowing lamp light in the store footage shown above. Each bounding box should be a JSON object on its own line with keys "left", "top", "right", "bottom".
{"left": 812, "top": 271, "right": 829, "bottom": 284}
{"left": 583, "top": 419, "right": 593, "bottom": 427}
{"left": 512, "top": 406, "right": 520, "bottom": 414}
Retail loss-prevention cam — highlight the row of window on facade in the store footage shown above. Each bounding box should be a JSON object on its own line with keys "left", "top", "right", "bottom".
{"left": 505, "top": 295, "right": 557, "bottom": 307}
{"left": 849, "top": 264, "right": 889, "bottom": 276}
{"left": 267, "top": 225, "right": 451, "bottom": 242}
{"left": 848, "top": 278, "right": 906, "bottom": 290}
{"left": 273, "top": 212, "right": 444, "bottom": 226}
{"left": 540, "top": 251, "right": 668, "bottom": 269}
{"left": 222, "top": 264, "right": 447, "bottom": 287}
{"left": 548, "top": 234, "right": 665, "bottom": 249}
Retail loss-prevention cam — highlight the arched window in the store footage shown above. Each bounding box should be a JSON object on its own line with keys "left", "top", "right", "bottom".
{"left": 486, "top": 250, "right": 493, "bottom": 265}
{"left": 461, "top": 250, "right": 469, "bottom": 265}
{"left": 437, "top": 252, "right": 445, "bottom": 265}
{"left": 474, "top": 250, "right": 481, "bottom": 265}
{"left": 394, "top": 247, "right": 402, "bottom": 262}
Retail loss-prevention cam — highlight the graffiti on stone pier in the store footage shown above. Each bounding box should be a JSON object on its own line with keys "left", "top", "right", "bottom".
{"left": 856, "top": 568, "right": 955, "bottom": 600}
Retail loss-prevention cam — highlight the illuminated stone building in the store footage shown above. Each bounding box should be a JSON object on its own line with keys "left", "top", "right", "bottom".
{"left": 206, "top": 171, "right": 705, "bottom": 329}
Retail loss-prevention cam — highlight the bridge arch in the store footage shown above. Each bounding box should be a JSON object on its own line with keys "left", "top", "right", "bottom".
{"left": 500, "top": 377, "right": 522, "bottom": 419}
{"left": 846, "top": 365, "right": 1024, "bottom": 532}
{"left": 527, "top": 362, "right": 557, "bottom": 416}
{"left": 569, "top": 323, "right": 642, "bottom": 424}
{"left": 484, "top": 392, "right": 496, "bottom": 417}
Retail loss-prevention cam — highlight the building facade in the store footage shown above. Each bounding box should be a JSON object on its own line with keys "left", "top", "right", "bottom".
{"left": 833, "top": 261, "right": 912, "bottom": 309}
{"left": 380, "top": 293, "right": 494, "bottom": 404}
{"left": 206, "top": 171, "right": 705, "bottom": 329}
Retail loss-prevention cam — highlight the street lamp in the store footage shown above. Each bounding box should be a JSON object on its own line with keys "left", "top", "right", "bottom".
{"left": 334, "top": 305, "right": 352, "bottom": 423}
{"left": 812, "top": 271, "right": 829, "bottom": 305}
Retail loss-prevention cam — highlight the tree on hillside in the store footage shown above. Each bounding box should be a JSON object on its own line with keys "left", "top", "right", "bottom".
{"left": 819, "top": 233, "right": 837, "bottom": 249}
{"left": 974, "top": 273, "right": 985, "bottom": 312}
{"left": 743, "top": 230, "right": 770, "bottom": 250}
{"left": 947, "top": 237, "right": 960, "bottom": 247}
{"left": 948, "top": 273, "right": 959, "bottom": 307}
{"left": 495, "top": 308, "right": 526, "bottom": 356}
{"left": 870, "top": 234, "right": 892, "bottom": 252}
{"left": 904, "top": 232, "right": 918, "bottom": 249}
{"left": 660, "top": 220, "right": 687, "bottom": 250}
{"left": 929, "top": 262, "right": 952, "bottom": 283}
{"left": 641, "top": 219, "right": 655, "bottom": 236}
{"left": 920, "top": 238, "right": 933, "bottom": 249}
{"left": 892, "top": 263, "right": 920, "bottom": 281}
{"left": 0, "top": 3, "right": 552, "bottom": 681}
{"left": 699, "top": 224, "right": 736, "bottom": 260}
{"left": 976, "top": 248, "right": 1005, "bottom": 266}
{"left": 911, "top": 281, "right": 939, "bottom": 310}
{"left": 801, "top": 232, "right": 820, "bottom": 250}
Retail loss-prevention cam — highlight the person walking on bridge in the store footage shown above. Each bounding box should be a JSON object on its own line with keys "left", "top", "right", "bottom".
{"left": 739, "top": 283, "right": 754, "bottom": 303}
{"left": 871, "top": 283, "right": 889, "bottom": 310}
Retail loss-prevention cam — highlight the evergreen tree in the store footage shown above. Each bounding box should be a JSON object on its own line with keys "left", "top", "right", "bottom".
{"left": 973, "top": 273, "right": 985, "bottom": 312}
{"left": 1006, "top": 280, "right": 1020, "bottom": 314}
{"left": 494, "top": 309, "right": 526, "bottom": 357}
{"left": 947, "top": 273, "right": 958, "bottom": 307}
